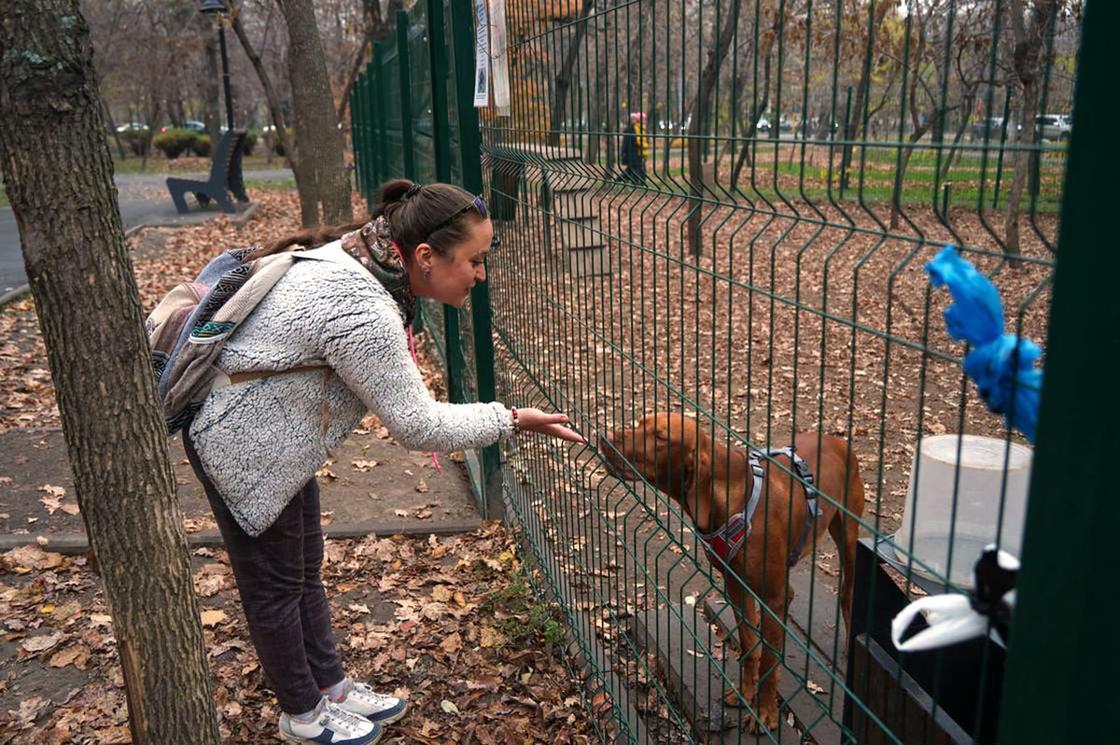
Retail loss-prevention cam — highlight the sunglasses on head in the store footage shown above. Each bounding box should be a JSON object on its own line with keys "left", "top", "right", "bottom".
{"left": 427, "top": 195, "right": 489, "bottom": 239}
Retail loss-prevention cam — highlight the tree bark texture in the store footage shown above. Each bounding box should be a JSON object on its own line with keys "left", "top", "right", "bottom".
{"left": 547, "top": 0, "right": 594, "bottom": 147}
{"left": 1003, "top": 0, "right": 1058, "bottom": 260}
{"left": 0, "top": 4, "right": 220, "bottom": 743}
{"left": 230, "top": 3, "right": 298, "bottom": 173}
{"left": 277, "top": 0, "right": 353, "bottom": 227}
{"left": 686, "top": 0, "right": 742, "bottom": 256}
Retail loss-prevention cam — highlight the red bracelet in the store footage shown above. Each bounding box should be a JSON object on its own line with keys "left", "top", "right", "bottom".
{"left": 510, "top": 407, "right": 521, "bottom": 434}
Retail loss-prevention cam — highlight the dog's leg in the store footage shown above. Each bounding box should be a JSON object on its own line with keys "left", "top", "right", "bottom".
{"left": 721, "top": 581, "right": 760, "bottom": 714}
{"left": 829, "top": 508, "right": 859, "bottom": 634}
{"left": 754, "top": 588, "right": 790, "bottom": 734}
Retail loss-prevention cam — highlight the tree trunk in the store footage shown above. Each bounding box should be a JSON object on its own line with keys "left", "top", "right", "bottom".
{"left": 0, "top": 4, "right": 220, "bottom": 743}
{"left": 840, "top": 0, "right": 894, "bottom": 191}
{"left": 102, "top": 101, "right": 128, "bottom": 159}
{"left": 277, "top": 0, "right": 353, "bottom": 227}
{"left": 1004, "top": 0, "right": 1058, "bottom": 261}
{"left": 730, "top": 27, "right": 775, "bottom": 191}
{"left": 230, "top": 3, "right": 303, "bottom": 189}
{"left": 337, "top": 0, "right": 400, "bottom": 126}
{"left": 686, "top": 0, "right": 742, "bottom": 256}
{"left": 889, "top": 126, "right": 928, "bottom": 229}
{"left": 939, "top": 93, "right": 975, "bottom": 182}
{"left": 548, "top": 0, "right": 595, "bottom": 147}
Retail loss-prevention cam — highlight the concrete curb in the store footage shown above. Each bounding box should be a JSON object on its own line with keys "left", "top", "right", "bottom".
{"left": 0, "top": 284, "right": 30, "bottom": 308}
{"left": 0, "top": 203, "right": 260, "bottom": 310}
{"left": 0, "top": 517, "right": 484, "bottom": 556}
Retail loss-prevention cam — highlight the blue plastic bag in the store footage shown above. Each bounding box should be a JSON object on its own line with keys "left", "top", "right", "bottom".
{"left": 926, "top": 246, "right": 1042, "bottom": 442}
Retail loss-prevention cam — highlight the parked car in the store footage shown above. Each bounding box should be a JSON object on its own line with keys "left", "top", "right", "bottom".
{"left": 115, "top": 121, "right": 149, "bottom": 133}
{"left": 1035, "top": 114, "right": 1071, "bottom": 142}
{"left": 971, "top": 116, "right": 1007, "bottom": 140}
{"left": 756, "top": 117, "right": 771, "bottom": 132}
{"left": 159, "top": 120, "right": 206, "bottom": 134}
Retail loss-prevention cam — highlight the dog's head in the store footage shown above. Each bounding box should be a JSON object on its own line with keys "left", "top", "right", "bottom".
{"left": 603, "top": 412, "right": 713, "bottom": 523}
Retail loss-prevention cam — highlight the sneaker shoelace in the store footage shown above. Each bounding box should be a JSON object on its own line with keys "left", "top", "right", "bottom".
{"left": 352, "top": 683, "right": 397, "bottom": 706}
{"left": 322, "top": 702, "right": 368, "bottom": 731}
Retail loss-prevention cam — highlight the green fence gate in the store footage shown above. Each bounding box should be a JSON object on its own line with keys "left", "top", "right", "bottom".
{"left": 352, "top": 0, "right": 1118, "bottom": 741}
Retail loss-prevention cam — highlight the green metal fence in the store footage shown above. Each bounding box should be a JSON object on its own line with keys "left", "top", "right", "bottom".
{"left": 352, "top": 0, "right": 1108, "bottom": 741}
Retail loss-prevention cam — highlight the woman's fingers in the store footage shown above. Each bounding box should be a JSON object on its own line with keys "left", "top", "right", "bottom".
{"left": 539, "top": 422, "right": 586, "bottom": 443}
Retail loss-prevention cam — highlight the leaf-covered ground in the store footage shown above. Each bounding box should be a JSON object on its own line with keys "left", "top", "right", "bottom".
{"left": 0, "top": 524, "right": 595, "bottom": 743}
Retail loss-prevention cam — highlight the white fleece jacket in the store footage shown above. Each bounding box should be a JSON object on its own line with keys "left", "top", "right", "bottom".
{"left": 187, "top": 242, "right": 512, "bottom": 536}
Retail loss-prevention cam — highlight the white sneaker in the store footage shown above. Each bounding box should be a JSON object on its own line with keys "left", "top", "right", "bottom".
{"left": 278, "top": 698, "right": 382, "bottom": 744}
{"left": 329, "top": 680, "right": 408, "bottom": 725}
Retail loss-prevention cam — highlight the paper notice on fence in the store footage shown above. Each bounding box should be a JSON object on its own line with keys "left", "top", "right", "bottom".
{"left": 473, "top": 0, "right": 490, "bottom": 107}
{"left": 489, "top": 0, "right": 511, "bottom": 115}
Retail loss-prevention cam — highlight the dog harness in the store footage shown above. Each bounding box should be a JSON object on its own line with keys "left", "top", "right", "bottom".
{"left": 698, "top": 447, "right": 824, "bottom": 569}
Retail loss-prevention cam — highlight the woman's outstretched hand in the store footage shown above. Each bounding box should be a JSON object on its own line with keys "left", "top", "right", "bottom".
{"left": 513, "top": 407, "right": 586, "bottom": 443}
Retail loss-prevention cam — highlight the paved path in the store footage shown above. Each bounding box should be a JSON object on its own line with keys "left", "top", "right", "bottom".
{"left": 1, "top": 169, "right": 292, "bottom": 293}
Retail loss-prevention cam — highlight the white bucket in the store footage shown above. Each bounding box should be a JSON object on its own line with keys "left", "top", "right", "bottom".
{"left": 893, "top": 434, "right": 1032, "bottom": 587}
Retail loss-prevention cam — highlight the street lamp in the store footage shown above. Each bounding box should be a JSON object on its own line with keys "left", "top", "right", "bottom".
{"left": 199, "top": 0, "right": 234, "bottom": 132}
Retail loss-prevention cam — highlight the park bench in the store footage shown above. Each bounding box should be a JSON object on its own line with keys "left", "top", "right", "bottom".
{"left": 166, "top": 130, "right": 249, "bottom": 214}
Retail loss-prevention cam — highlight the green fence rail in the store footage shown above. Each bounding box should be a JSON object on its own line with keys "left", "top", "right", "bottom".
{"left": 351, "top": 0, "right": 1108, "bottom": 741}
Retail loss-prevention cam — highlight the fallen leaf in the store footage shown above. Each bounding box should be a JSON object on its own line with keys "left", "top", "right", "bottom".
{"left": 394, "top": 509, "right": 409, "bottom": 518}
{"left": 49, "top": 644, "right": 90, "bottom": 670}
{"left": 415, "top": 479, "right": 429, "bottom": 494}
{"left": 440, "top": 699, "right": 461, "bottom": 715}
{"left": 807, "top": 680, "right": 826, "bottom": 695}
{"left": 22, "top": 633, "right": 62, "bottom": 653}
{"left": 200, "top": 609, "right": 227, "bottom": 627}
{"left": 352, "top": 459, "right": 379, "bottom": 472}
{"left": 39, "top": 483, "right": 66, "bottom": 498}
{"left": 480, "top": 626, "right": 504, "bottom": 648}
{"left": 59, "top": 502, "right": 80, "bottom": 516}
{"left": 440, "top": 632, "right": 462, "bottom": 655}
{"left": 3, "top": 544, "right": 64, "bottom": 571}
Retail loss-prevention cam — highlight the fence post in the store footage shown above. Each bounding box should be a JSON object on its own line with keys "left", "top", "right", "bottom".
{"left": 997, "top": 4, "right": 1120, "bottom": 741}
{"left": 396, "top": 10, "right": 417, "bottom": 180}
{"left": 373, "top": 42, "right": 390, "bottom": 182}
{"left": 426, "top": 0, "right": 469, "bottom": 406}
{"left": 361, "top": 68, "right": 379, "bottom": 200}
{"left": 448, "top": 0, "right": 504, "bottom": 520}
{"left": 349, "top": 83, "right": 362, "bottom": 197}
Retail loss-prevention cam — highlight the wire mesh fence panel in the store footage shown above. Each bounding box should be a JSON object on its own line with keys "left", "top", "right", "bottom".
{"left": 480, "top": 0, "right": 1075, "bottom": 742}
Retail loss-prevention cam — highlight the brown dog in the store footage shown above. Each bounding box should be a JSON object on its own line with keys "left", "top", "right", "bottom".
{"left": 604, "top": 413, "right": 864, "bottom": 732}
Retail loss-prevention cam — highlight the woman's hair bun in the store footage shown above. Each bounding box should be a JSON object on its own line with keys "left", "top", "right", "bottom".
{"left": 379, "top": 179, "right": 416, "bottom": 205}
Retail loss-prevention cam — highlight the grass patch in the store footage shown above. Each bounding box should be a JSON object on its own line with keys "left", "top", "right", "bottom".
{"left": 111, "top": 153, "right": 284, "bottom": 175}
{"left": 481, "top": 565, "right": 566, "bottom": 652}
{"left": 245, "top": 178, "right": 296, "bottom": 192}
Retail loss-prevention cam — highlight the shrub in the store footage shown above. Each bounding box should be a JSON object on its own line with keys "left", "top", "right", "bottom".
{"left": 152, "top": 129, "right": 196, "bottom": 159}
{"left": 120, "top": 129, "right": 150, "bottom": 157}
{"left": 241, "top": 130, "right": 258, "bottom": 156}
{"left": 190, "top": 134, "right": 211, "bottom": 158}
{"left": 266, "top": 128, "right": 293, "bottom": 156}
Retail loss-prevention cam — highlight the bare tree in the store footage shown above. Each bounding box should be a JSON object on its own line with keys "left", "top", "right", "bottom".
{"left": 548, "top": 0, "right": 595, "bottom": 147}
{"left": 277, "top": 0, "right": 353, "bottom": 226}
{"left": 0, "top": 2, "right": 219, "bottom": 742}
{"left": 686, "top": 0, "right": 743, "bottom": 255}
{"left": 1003, "top": 0, "right": 1060, "bottom": 260}
{"left": 337, "top": 0, "right": 403, "bottom": 126}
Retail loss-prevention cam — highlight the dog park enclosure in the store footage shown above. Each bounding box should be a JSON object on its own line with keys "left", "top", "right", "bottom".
{"left": 351, "top": 0, "right": 1106, "bottom": 742}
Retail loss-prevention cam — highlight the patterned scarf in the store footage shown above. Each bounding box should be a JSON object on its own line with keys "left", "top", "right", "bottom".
{"left": 339, "top": 216, "right": 416, "bottom": 326}
{"left": 337, "top": 216, "right": 442, "bottom": 474}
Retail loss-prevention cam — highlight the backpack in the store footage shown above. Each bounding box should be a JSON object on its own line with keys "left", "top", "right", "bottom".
{"left": 145, "top": 247, "right": 298, "bottom": 434}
